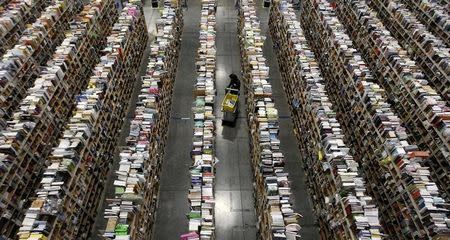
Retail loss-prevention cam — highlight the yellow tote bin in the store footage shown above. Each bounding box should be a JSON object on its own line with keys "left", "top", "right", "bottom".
{"left": 222, "top": 92, "right": 238, "bottom": 113}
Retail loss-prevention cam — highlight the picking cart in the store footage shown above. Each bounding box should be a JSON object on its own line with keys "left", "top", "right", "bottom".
{"left": 221, "top": 74, "right": 241, "bottom": 125}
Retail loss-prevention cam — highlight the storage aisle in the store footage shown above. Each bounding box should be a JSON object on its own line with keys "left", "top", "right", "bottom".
{"left": 90, "top": 3, "right": 160, "bottom": 238}
{"left": 155, "top": 1, "right": 320, "bottom": 239}
{"left": 153, "top": 1, "right": 201, "bottom": 239}
{"left": 254, "top": 1, "right": 321, "bottom": 239}
{"left": 93, "top": 1, "right": 319, "bottom": 239}
{"left": 214, "top": 1, "right": 257, "bottom": 239}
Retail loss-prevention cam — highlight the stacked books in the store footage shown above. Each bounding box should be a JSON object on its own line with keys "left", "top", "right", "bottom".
{"left": 0, "top": 0, "right": 12, "bottom": 8}
{"left": 0, "top": 0, "right": 52, "bottom": 57}
{"left": 17, "top": 2, "right": 148, "bottom": 239}
{"left": 0, "top": 0, "right": 117, "bottom": 238}
{"left": 102, "top": 1, "right": 182, "bottom": 239}
{"left": 0, "top": 0, "right": 83, "bottom": 129}
{"left": 400, "top": 0, "right": 450, "bottom": 45}
{"left": 238, "top": 1, "right": 300, "bottom": 239}
{"left": 269, "top": 1, "right": 382, "bottom": 239}
{"left": 300, "top": 0, "right": 450, "bottom": 238}
{"left": 367, "top": 0, "right": 449, "bottom": 100}
{"left": 336, "top": 0, "right": 450, "bottom": 207}
{"left": 187, "top": 1, "right": 216, "bottom": 239}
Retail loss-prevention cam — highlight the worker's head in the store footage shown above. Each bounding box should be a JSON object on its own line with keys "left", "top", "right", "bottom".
{"left": 229, "top": 73, "right": 238, "bottom": 80}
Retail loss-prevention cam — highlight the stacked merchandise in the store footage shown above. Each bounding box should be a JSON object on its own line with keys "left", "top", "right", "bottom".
{"left": 436, "top": 0, "right": 448, "bottom": 7}
{"left": 336, "top": 0, "right": 450, "bottom": 203}
{"left": 187, "top": 0, "right": 216, "bottom": 239}
{"left": 238, "top": 0, "right": 299, "bottom": 239}
{"left": 367, "top": 0, "right": 449, "bottom": 100}
{"left": 0, "top": 0, "right": 117, "bottom": 238}
{"left": 17, "top": 1, "right": 147, "bottom": 239}
{"left": 102, "top": 1, "right": 182, "bottom": 239}
{"left": 0, "top": 0, "right": 53, "bottom": 57}
{"left": 0, "top": 0, "right": 11, "bottom": 8}
{"left": 439, "top": 0, "right": 449, "bottom": 8}
{"left": 300, "top": 0, "right": 450, "bottom": 238}
{"left": 400, "top": 0, "right": 449, "bottom": 46}
{"left": 269, "top": 1, "right": 382, "bottom": 239}
{"left": 0, "top": 0, "right": 83, "bottom": 129}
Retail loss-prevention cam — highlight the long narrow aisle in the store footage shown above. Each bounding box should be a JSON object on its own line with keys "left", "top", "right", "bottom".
{"left": 255, "top": 2, "right": 321, "bottom": 239}
{"left": 90, "top": 2, "right": 160, "bottom": 238}
{"left": 214, "top": 1, "right": 257, "bottom": 239}
{"left": 153, "top": 1, "right": 201, "bottom": 239}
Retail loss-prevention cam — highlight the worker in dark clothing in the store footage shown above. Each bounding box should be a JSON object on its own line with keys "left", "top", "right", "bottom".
{"left": 228, "top": 73, "right": 241, "bottom": 91}
{"left": 235, "top": 0, "right": 240, "bottom": 9}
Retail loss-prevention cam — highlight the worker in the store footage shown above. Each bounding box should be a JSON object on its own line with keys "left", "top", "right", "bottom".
{"left": 235, "top": 0, "right": 240, "bottom": 9}
{"left": 115, "top": 0, "right": 122, "bottom": 10}
{"left": 228, "top": 73, "right": 241, "bottom": 90}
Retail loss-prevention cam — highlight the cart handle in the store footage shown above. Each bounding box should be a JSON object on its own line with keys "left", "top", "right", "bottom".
{"left": 225, "top": 87, "right": 239, "bottom": 94}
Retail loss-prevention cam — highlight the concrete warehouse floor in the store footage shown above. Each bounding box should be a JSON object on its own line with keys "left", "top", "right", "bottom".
{"left": 92, "top": 1, "right": 319, "bottom": 239}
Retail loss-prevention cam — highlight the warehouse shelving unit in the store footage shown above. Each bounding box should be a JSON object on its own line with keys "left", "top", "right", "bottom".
{"left": 300, "top": 0, "right": 450, "bottom": 238}
{"left": 366, "top": 0, "right": 449, "bottom": 100}
{"left": 369, "top": 0, "right": 450, "bottom": 102}
{"left": 0, "top": 0, "right": 84, "bottom": 129}
{"left": 0, "top": 0, "right": 12, "bottom": 8}
{"left": 270, "top": 1, "right": 382, "bottom": 239}
{"left": 186, "top": 1, "right": 217, "bottom": 238}
{"left": 101, "top": 1, "right": 182, "bottom": 239}
{"left": 0, "top": 0, "right": 447, "bottom": 239}
{"left": 17, "top": 2, "right": 148, "bottom": 239}
{"left": 0, "top": 0, "right": 117, "bottom": 237}
{"left": 0, "top": 0, "right": 52, "bottom": 57}
{"left": 336, "top": 0, "right": 450, "bottom": 202}
{"left": 400, "top": 0, "right": 449, "bottom": 47}
{"left": 239, "top": 0, "right": 301, "bottom": 239}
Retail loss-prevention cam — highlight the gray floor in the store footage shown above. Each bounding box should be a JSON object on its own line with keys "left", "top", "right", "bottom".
{"left": 214, "top": 1, "right": 257, "bottom": 239}
{"left": 153, "top": 0, "right": 200, "bottom": 239}
{"left": 154, "top": 0, "right": 258, "bottom": 239}
{"left": 154, "top": 0, "right": 320, "bottom": 239}
{"left": 255, "top": 2, "right": 320, "bottom": 239}
{"left": 91, "top": 1, "right": 319, "bottom": 239}
{"left": 90, "top": 3, "right": 159, "bottom": 239}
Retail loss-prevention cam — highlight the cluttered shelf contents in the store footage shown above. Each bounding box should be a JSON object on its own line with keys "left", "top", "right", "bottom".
{"left": 101, "top": 1, "right": 182, "bottom": 239}
{"left": 0, "top": 0, "right": 447, "bottom": 240}
{"left": 0, "top": 0, "right": 12, "bottom": 8}
{"left": 399, "top": 0, "right": 449, "bottom": 47}
{"left": 335, "top": 0, "right": 450, "bottom": 203}
{"left": 435, "top": 0, "right": 449, "bottom": 9}
{"left": 0, "top": 0, "right": 84, "bottom": 130}
{"left": 269, "top": 1, "right": 381, "bottom": 239}
{"left": 0, "top": 0, "right": 117, "bottom": 238}
{"left": 185, "top": 0, "right": 216, "bottom": 239}
{"left": 238, "top": 0, "right": 301, "bottom": 239}
{"left": 367, "top": 0, "right": 449, "bottom": 100}
{"left": 0, "top": 0, "right": 53, "bottom": 58}
{"left": 17, "top": 1, "right": 148, "bottom": 239}
{"left": 300, "top": 0, "right": 450, "bottom": 238}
